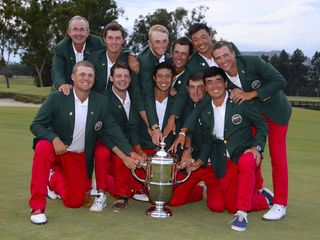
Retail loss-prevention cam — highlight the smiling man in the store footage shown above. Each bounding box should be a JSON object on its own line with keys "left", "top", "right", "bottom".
{"left": 137, "top": 25, "right": 172, "bottom": 145}
{"left": 193, "top": 66, "right": 272, "bottom": 231}
{"left": 212, "top": 40, "right": 292, "bottom": 221}
{"left": 52, "top": 16, "right": 105, "bottom": 95}
{"left": 29, "top": 61, "right": 141, "bottom": 225}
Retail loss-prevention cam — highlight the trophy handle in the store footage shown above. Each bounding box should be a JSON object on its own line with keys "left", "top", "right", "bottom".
{"left": 175, "top": 169, "right": 191, "bottom": 184}
{"left": 131, "top": 161, "right": 147, "bottom": 183}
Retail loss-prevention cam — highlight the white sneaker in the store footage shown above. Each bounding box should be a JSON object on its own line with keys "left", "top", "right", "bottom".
{"left": 30, "top": 209, "right": 47, "bottom": 225}
{"left": 132, "top": 193, "right": 149, "bottom": 202}
{"left": 263, "top": 204, "right": 286, "bottom": 220}
{"left": 89, "top": 192, "right": 107, "bottom": 212}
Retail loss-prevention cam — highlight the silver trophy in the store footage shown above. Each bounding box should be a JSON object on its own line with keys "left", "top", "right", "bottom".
{"left": 132, "top": 140, "right": 191, "bottom": 218}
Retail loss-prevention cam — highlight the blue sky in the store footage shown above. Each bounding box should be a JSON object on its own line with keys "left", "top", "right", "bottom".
{"left": 116, "top": 0, "right": 320, "bottom": 57}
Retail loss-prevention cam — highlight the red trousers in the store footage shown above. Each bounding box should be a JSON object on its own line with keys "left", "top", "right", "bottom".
{"left": 219, "top": 154, "right": 269, "bottom": 214}
{"left": 93, "top": 141, "right": 114, "bottom": 195}
{"left": 169, "top": 165, "right": 219, "bottom": 211}
{"left": 29, "top": 140, "right": 89, "bottom": 210}
{"left": 93, "top": 143, "right": 147, "bottom": 198}
{"left": 264, "top": 116, "right": 289, "bottom": 206}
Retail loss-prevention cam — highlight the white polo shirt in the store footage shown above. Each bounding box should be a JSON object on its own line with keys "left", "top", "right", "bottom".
{"left": 199, "top": 53, "right": 218, "bottom": 67}
{"left": 72, "top": 42, "right": 86, "bottom": 63}
{"left": 226, "top": 73, "right": 242, "bottom": 89}
{"left": 112, "top": 86, "right": 131, "bottom": 120}
{"left": 156, "top": 97, "right": 168, "bottom": 130}
{"left": 67, "top": 90, "right": 88, "bottom": 153}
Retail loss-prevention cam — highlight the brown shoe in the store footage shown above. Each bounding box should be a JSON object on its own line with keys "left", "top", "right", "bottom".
{"left": 112, "top": 199, "right": 128, "bottom": 213}
{"left": 83, "top": 193, "right": 94, "bottom": 208}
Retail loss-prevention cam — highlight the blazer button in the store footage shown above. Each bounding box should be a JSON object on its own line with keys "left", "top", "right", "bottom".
{"left": 223, "top": 153, "right": 227, "bottom": 157}
{"left": 224, "top": 140, "right": 227, "bottom": 144}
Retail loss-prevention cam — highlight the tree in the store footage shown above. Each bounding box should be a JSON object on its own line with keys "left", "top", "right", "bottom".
{"left": 310, "top": 51, "right": 320, "bottom": 96}
{"left": 129, "top": 6, "right": 211, "bottom": 53}
{"left": 51, "top": 0, "right": 120, "bottom": 43}
{"left": 289, "top": 49, "right": 309, "bottom": 95}
{"left": 20, "top": 0, "right": 54, "bottom": 87}
{"left": 0, "top": 0, "right": 23, "bottom": 88}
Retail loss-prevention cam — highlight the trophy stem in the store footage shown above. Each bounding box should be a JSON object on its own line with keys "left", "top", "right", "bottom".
{"left": 145, "top": 202, "right": 172, "bottom": 218}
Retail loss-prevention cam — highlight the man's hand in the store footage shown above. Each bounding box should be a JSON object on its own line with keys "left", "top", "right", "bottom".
{"left": 170, "top": 87, "right": 177, "bottom": 96}
{"left": 168, "top": 133, "right": 186, "bottom": 153}
{"left": 122, "top": 152, "right": 143, "bottom": 170}
{"left": 179, "top": 149, "right": 193, "bottom": 169}
{"left": 244, "top": 147, "right": 262, "bottom": 166}
{"left": 134, "top": 145, "right": 148, "bottom": 161}
{"left": 190, "top": 159, "right": 203, "bottom": 171}
{"left": 58, "top": 84, "right": 73, "bottom": 96}
{"left": 52, "top": 137, "right": 68, "bottom": 155}
{"left": 163, "top": 115, "right": 176, "bottom": 138}
{"left": 151, "top": 127, "right": 162, "bottom": 146}
{"left": 128, "top": 54, "right": 140, "bottom": 74}
{"left": 230, "top": 88, "right": 257, "bottom": 104}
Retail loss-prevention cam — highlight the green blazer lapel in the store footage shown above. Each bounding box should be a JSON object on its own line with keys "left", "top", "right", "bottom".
{"left": 224, "top": 98, "right": 233, "bottom": 139}
{"left": 85, "top": 92, "right": 96, "bottom": 139}
{"left": 66, "top": 92, "right": 76, "bottom": 135}
{"left": 162, "top": 95, "right": 174, "bottom": 129}
{"left": 236, "top": 58, "right": 248, "bottom": 89}
{"left": 67, "top": 42, "right": 76, "bottom": 66}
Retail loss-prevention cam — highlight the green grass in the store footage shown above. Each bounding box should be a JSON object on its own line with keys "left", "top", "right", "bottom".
{"left": 0, "top": 106, "right": 320, "bottom": 240}
{"left": 0, "top": 76, "right": 51, "bottom": 97}
{"left": 288, "top": 96, "right": 320, "bottom": 102}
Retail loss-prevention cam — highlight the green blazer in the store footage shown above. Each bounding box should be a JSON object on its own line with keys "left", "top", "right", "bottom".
{"left": 105, "top": 88, "right": 140, "bottom": 147}
{"left": 180, "top": 99, "right": 204, "bottom": 159}
{"left": 131, "top": 94, "right": 181, "bottom": 151}
{"left": 229, "top": 55, "right": 292, "bottom": 126}
{"left": 87, "top": 49, "right": 144, "bottom": 112}
{"left": 169, "top": 68, "right": 192, "bottom": 117}
{"left": 137, "top": 46, "right": 172, "bottom": 126}
{"left": 197, "top": 96, "right": 267, "bottom": 178}
{"left": 52, "top": 34, "right": 105, "bottom": 90}
{"left": 30, "top": 90, "right": 132, "bottom": 178}
{"left": 186, "top": 42, "right": 241, "bottom": 75}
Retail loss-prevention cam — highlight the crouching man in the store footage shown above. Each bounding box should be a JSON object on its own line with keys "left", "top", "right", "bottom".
{"left": 29, "top": 61, "right": 141, "bottom": 224}
{"left": 193, "top": 67, "right": 272, "bottom": 231}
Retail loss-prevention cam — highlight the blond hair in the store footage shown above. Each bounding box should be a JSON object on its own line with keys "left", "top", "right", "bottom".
{"left": 148, "top": 24, "right": 169, "bottom": 40}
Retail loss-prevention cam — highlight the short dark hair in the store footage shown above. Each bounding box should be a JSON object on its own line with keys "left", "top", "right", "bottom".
{"left": 103, "top": 21, "right": 126, "bottom": 39}
{"left": 153, "top": 62, "right": 174, "bottom": 76}
{"left": 212, "top": 40, "right": 234, "bottom": 53}
{"left": 171, "top": 36, "right": 193, "bottom": 57}
{"left": 203, "top": 67, "right": 229, "bottom": 84}
{"left": 110, "top": 62, "right": 131, "bottom": 77}
{"left": 187, "top": 72, "right": 205, "bottom": 86}
{"left": 188, "top": 23, "right": 211, "bottom": 37}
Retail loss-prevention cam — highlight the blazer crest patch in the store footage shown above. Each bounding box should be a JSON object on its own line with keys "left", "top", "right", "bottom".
{"left": 94, "top": 121, "right": 103, "bottom": 131}
{"left": 251, "top": 80, "right": 261, "bottom": 89}
{"left": 231, "top": 114, "right": 242, "bottom": 125}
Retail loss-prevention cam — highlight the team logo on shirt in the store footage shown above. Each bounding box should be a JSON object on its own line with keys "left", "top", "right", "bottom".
{"left": 251, "top": 80, "right": 261, "bottom": 89}
{"left": 231, "top": 114, "right": 242, "bottom": 125}
{"left": 94, "top": 121, "right": 102, "bottom": 131}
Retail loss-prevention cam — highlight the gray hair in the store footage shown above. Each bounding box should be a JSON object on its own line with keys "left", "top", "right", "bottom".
{"left": 68, "top": 15, "right": 89, "bottom": 31}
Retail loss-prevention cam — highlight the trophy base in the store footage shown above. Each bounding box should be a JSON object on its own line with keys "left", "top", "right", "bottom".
{"left": 146, "top": 205, "right": 172, "bottom": 218}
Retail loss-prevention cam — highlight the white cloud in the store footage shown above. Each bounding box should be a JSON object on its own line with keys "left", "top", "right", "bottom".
{"left": 117, "top": 0, "right": 319, "bottom": 57}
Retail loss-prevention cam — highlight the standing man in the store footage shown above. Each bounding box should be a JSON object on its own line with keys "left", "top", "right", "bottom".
{"left": 194, "top": 67, "right": 272, "bottom": 231}
{"left": 137, "top": 25, "right": 171, "bottom": 144}
{"left": 29, "top": 61, "right": 141, "bottom": 225}
{"left": 212, "top": 40, "right": 291, "bottom": 221}
{"left": 52, "top": 15, "right": 105, "bottom": 95}
{"left": 87, "top": 21, "right": 140, "bottom": 96}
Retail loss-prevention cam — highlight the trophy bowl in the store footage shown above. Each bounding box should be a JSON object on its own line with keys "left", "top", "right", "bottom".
{"left": 132, "top": 141, "right": 191, "bottom": 218}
